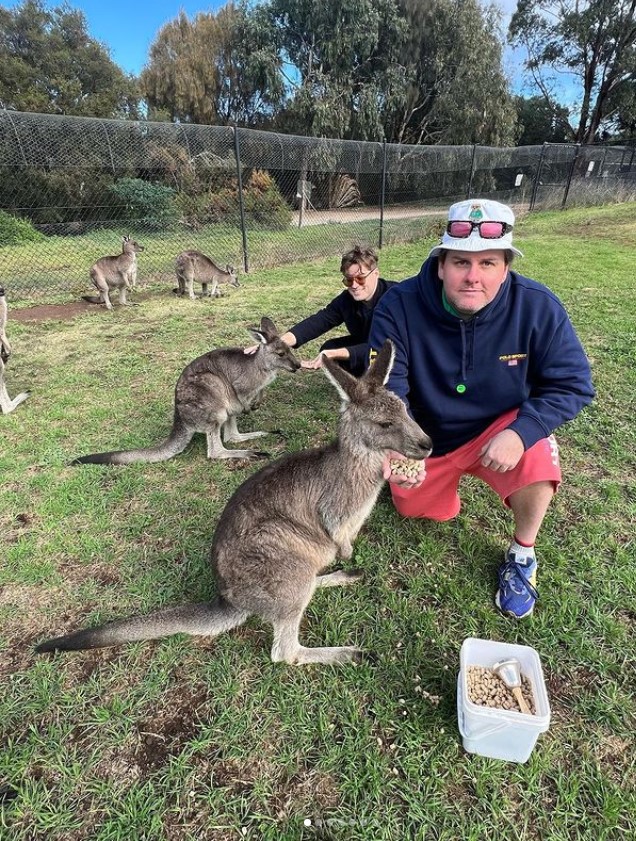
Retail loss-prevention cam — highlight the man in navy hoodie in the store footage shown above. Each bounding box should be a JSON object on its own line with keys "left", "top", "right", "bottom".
{"left": 368, "top": 198, "right": 595, "bottom": 619}
{"left": 279, "top": 245, "right": 396, "bottom": 376}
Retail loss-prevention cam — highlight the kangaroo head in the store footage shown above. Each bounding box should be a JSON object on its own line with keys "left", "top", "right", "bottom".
{"left": 322, "top": 340, "right": 433, "bottom": 459}
{"left": 247, "top": 316, "right": 301, "bottom": 374}
{"left": 226, "top": 265, "right": 240, "bottom": 287}
{"left": 122, "top": 235, "right": 145, "bottom": 254}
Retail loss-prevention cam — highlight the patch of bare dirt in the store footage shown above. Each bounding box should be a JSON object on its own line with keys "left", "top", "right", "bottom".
{"left": 133, "top": 683, "right": 210, "bottom": 772}
{"left": 11, "top": 300, "right": 101, "bottom": 322}
{"left": 11, "top": 293, "right": 153, "bottom": 322}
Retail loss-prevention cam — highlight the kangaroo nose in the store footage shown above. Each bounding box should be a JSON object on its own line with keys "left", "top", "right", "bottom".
{"left": 420, "top": 435, "right": 433, "bottom": 456}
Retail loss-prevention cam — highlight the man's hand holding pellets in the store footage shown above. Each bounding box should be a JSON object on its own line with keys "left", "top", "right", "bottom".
{"left": 383, "top": 451, "right": 427, "bottom": 489}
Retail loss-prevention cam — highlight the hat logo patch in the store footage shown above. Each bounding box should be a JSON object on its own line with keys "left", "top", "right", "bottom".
{"left": 469, "top": 205, "right": 483, "bottom": 221}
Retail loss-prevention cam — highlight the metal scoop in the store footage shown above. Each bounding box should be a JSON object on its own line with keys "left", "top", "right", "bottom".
{"left": 492, "top": 658, "right": 531, "bottom": 714}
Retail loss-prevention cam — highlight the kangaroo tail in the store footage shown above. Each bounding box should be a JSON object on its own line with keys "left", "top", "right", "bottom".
{"left": 82, "top": 295, "right": 103, "bottom": 304}
{"left": 35, "top": 597, "right": 249, "bottom": 653}
{"left": 71, "top": 416, "right": 193, "bottom": 465}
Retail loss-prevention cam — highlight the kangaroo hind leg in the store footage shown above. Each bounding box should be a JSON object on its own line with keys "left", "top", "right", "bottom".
{"left": 92, "top": 274, "right": 112, "bottom": 310}
{"left": 206, "top": 426, "right": 268, "bottom": 460}
{"left": 222, "top": 414, "right": 268, "bottom": 443}
{"left": 270, "top": 573, "right": 364, "bottom": 666}
{"left": 0, "top": 373, "right": 29, "bottom": 414}
{"left": 271, "top": 616, "right": 364, "bottom": 665}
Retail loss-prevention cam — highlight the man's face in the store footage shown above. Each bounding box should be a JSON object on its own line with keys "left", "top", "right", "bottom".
{"left": 437, "top": 250, "right": 508, "bottom": 316}
{"left": 342, "top": 262, "right": 379, "bottom": 302}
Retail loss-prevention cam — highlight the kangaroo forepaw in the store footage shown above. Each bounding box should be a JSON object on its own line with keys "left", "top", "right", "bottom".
{"left": 337, "top": 542, "right": 354, "bottom": 560}
{"left": 316, "top": 570, "right": 363, "bottom": 588}
{"left": 291, "top": 645, "right": 366, "bottom": 666}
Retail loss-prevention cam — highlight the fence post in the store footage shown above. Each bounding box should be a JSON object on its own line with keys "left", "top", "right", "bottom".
{"left": 232, "top": 126, "right": 249, "bottom": 274}
{"left": 379, "top": 140, "right": 387, "bottom": 250}
{"left": 529, "top": 142, "right": 549, "bottom": 211}
{"left": 561, "top": 143, "right": 581, "bottom": 209}
{"left": 466, "top": 144, "right": 477, "bottom": 198}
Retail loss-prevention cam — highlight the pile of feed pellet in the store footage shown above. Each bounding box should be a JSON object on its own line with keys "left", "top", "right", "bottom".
{"left": 467, "top": 666, "right": 536, "bottom": 714}
{"left": 389, "top": 458, "right": 423, "bottom": 480}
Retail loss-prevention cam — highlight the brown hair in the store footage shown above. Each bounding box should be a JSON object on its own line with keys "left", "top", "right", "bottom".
{"left": 340, "top": 245, "right": 379, "bottom": 274}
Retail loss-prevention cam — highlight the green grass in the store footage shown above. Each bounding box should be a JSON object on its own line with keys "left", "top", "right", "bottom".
{"left": 1, "top": 203, "right": 635, "bottom": 840}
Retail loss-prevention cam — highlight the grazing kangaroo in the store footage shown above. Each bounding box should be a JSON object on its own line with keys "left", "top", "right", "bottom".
{"left": 84, "top": 235, "right": 145, "bottom": 310}
{"left": 174, "top": 250, "right": 239, "bottom": 300}
{"left": 37, "top": 340, "right": 433, "bottom": 664}
{"left": 72, "top": 317, "right": 300, "bottom": 465}
{"left": 0, "top": 287, "right": 29, "bottom": 414}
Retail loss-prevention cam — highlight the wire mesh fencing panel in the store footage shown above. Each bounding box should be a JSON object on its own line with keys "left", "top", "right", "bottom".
{"left": 235, "top": 129, "right": 387, "bottom": 271}
{"left": 1, "top": 109, "right": 635, "bottom": 304}
{"left": 564, "top": 144, "right": 636, "bottom": 208}
{"left": 0, "top": 111, "right": 243, "bottom": 303}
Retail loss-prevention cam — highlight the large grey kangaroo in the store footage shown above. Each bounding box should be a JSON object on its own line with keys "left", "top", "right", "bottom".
{"left": 71, "top": 317, "right": 300, "bottom": 465}
{"left": 84, "top": 235, "right": 145, "bottom": 310}
{"left": 37, "top": 340, "right": 433, "bottom": 664}
{"left": 174, "top": 250, "right": 239, "bottom": 300}
{"left": 0, "top": 287, "right": 29, "bottom": 414}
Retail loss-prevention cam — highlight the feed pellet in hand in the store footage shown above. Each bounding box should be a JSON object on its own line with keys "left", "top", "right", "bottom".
{"left": 389, "top": 458, "right": 423, "bottom": 479}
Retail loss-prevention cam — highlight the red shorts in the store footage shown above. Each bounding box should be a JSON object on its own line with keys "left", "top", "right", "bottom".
{"left": 391, "top": 409, "right": 562, "bottom": 520}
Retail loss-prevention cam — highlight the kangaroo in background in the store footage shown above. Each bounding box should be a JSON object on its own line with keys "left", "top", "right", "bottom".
{"left": 0, "top": 287, "right": 29, "bottom": 414}
{"left": 72, "top": 317, "right": 300, "bottom": 465}
{"left": 37, "top": 340, "right": 433, "bottom": 664}
{"left": 174, "top": 250, "right": 239, "bottom": 300}
{"left": 83, "top": 235, "right": 145, "bottom": 310}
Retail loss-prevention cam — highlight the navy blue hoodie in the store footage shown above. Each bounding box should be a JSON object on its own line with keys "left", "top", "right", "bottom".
{"left": 368, "top": 257, "right": 595, "bottom": 456}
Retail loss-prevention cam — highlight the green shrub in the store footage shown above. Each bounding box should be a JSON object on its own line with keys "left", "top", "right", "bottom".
{"left": 0, "top": 209, "right": 46, "bottom": 246}
{"left": 109, "top": 178, "right": 178, "bottom": 229}
{"left": 174, "top": 169, "right": 292, "bottom": 231}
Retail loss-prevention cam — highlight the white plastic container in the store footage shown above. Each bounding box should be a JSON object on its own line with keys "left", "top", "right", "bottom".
{"left": 457, "top": 637, "right": 551, "bottom": 763}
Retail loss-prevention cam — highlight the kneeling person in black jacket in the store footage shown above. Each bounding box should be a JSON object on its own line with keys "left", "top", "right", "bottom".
{"left": 280, "top": 246, "right": 396, "bottom": 375}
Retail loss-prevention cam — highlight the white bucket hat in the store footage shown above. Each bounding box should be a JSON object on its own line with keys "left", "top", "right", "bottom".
{"left": 428, "top": 198, "right": 523, "bottom": 259}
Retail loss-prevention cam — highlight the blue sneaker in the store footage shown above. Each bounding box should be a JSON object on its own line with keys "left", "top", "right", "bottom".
{"left": 495, "top": 549, "right": 538, "bottom": 619}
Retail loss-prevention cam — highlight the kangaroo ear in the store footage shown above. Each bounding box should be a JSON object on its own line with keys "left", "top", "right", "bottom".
{"left": 247, "top": 317, "right": 277, "bottom": 344}
{"left": 322, "top": 355, "right": 358, "bottom": 403}
{"left": 247, "top": 326, "right": 268, "bottom": 345}
{"left": 259, "top": 317, "right": 278, "bottom": 339}
{"left": 261, "top": 315, "right": 278, "bottom": 336}
{"left": 363, "top": 340, "right": 395, "bottom": 387}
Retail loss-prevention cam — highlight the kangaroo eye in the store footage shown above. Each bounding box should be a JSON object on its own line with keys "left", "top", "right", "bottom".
{"left": 378, "top": 421, "right": 393, "bottom": 429}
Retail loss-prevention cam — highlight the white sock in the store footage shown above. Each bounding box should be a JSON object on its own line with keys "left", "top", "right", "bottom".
{"left": 509, "top": 540, "right": 536, "bottom": 562}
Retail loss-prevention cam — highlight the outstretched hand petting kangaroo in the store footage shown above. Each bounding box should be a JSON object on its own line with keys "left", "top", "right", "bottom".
{"left": 0, "top": 287, "right": 29, "bottom": 415}
{"left": 72, "top": 317, "right": 301, "bottom": 465}
{"left": 37, "top": 340, "right": 433, "bottom": 665}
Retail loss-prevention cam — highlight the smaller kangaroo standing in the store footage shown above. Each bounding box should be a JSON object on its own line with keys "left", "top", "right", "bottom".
{"left": 0, "top": 287, "right": 29, "bottom": 414}
{"left": 72, "top": 317, "right": 300, "bottom": 465}
{"left": 174, "top": 250, "right": 239, "bottom": 300}
{"left": 37, "top": 340, "right": 433, "bottom": 664}
{"left": 84, "top": 235, "right": 145, "bottom": 310}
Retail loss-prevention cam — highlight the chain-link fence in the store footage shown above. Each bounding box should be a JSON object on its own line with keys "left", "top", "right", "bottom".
{"left": 1, "top": 109, "right": 635, "bottom": 303}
